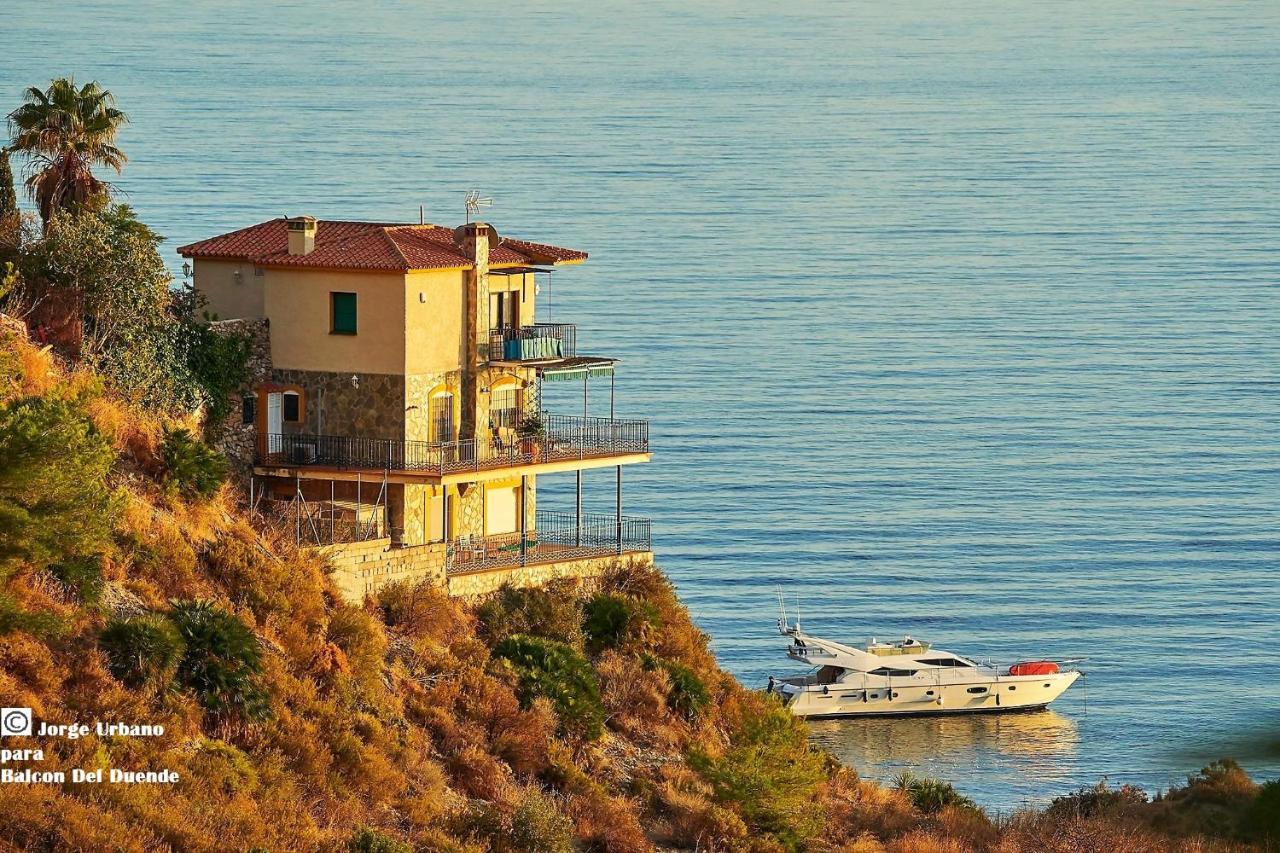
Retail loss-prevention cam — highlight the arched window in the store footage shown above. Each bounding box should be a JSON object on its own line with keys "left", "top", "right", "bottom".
{"left": 490, "top": 383, "right": 520, "bottom": 429}
{"left": 429, "top": 391, "right": 454, "bottom": 443}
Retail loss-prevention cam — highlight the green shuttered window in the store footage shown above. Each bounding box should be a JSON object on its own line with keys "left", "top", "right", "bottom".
{"left": 331, "top": 292, "right": 357, "bottom": 335}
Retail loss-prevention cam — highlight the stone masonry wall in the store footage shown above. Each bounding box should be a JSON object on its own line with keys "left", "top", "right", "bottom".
{"left": 404, "top": 370, "right": 460, "bottom": 442}
{"left": 319, "top": 542, "right": 654, "bottom": 604}
{"left": 446, "top": 552, "right": 654, "bottom": 600}
{"left": 272, "top": 368, "right": 405, "bottom": 439}
{"left": 458, "top": 484, "right": 485, "bottom": 538}
{"left": 321, "top": 539, "right": 447, "bottom": 603}
{"left": 211, "top": 317, "right": 271, "bottom": 477}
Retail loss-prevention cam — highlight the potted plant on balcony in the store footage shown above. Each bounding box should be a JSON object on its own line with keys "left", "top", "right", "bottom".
{"left": 516, "top": 413, "right": 545, "bottom": 462}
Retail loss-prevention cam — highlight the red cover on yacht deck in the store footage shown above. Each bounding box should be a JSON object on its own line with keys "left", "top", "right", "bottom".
{"left": 1009, "top": 661, "right": 1059, "bottom": 676}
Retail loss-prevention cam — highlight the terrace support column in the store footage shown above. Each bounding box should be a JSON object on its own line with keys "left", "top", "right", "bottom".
{"left": 615, "top": 465, "right": 622, "bottom": 555}
{"left": 295, "top": 472, "right": 301, "bottom": 545}
{"left": 575, "top": 470, "right": 582, "bottom": 547}
{"left": 520, "top": 475, "right": 528, "bottom": 566}
{"left": 460, "top": 223, "right": 492, "bottom": 443}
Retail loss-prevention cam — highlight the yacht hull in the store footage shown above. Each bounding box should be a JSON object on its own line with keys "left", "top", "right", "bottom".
{"left": 778, "top": 671, "right": 1080, "bottom": 719}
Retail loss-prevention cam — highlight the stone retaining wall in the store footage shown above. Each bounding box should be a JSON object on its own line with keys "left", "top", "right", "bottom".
{"left": 319, "top": 541, "right": 653, "bottom": 603}
{"left": 321, "top": 539, "right": 446, "bottom": 602}
{"left": 445, "top": 551, "right": 654, "bottom": 599}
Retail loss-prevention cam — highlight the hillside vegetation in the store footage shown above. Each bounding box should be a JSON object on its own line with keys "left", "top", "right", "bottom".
{"left": 1, "top": 322, "right": 1277, "bottom": 853}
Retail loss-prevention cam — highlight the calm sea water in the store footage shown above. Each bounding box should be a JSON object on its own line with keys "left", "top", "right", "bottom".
{"left": 5, "top": 0, "right": 1278, "bottom": 808}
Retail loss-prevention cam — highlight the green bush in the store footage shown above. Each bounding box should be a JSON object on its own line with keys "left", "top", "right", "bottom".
{"left": 162, "top": 427, "right": 227, "bottom": 499}
{"left": 893, "top": 771, "right": 978, "bottom": 814}
{"left": 99, "top": 613, "right": 185, "bottom": 689}
{"left": 173, "top": 292, "right": 251, "bottom": 425}
{"left": 171, "top": 599, "right": 269, "bottom": 720}
{"left": 0, "top": 396, "right": 116, "bottom": 574}
{"left": 462, "top": 790, "right": 574, "bottom": 853}
{"left": 1244, "top": 779, "right": 1280, "bottom": 845}
{"left": 347, "top": 828, "right": 410, "bottom": 853}
{"left": 508, "top": 790, "right": 574, "bottom": 853}
{"left": 648, "top": 656, "right": 710, "bottom": 720}
{"left": 476, "top": 582, "right": 583, "bottom": 647}
{"left": 689, "top": 696, "right": 827, "bottom": 850}
{"left": 582, "top": 592, "right": 659, "bottom": 654}
{"left": 1046, "top": 779, "right": 1148, "bottom": 819}
{"left": 0, "top": 591, "right": 66, "bottom": 638}
{"left": 493, "top": 634, "right": 603, "bottom": 740}
{"left": 50, "top": 554, "right": 104, "bottom": 603}
{"left": 20, "top": 206, "right": 191, "bottom": 410}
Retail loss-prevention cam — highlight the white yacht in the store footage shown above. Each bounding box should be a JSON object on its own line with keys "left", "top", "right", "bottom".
{"left": 769, "top": 616, "right": 1081, "bottom": 719}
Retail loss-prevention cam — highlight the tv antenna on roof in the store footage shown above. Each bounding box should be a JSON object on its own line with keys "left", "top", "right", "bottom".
{"left": 464, "top": 189, "right": 492, "bottom": 223}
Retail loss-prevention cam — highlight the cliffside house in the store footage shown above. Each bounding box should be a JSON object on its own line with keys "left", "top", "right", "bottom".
{"left": 178, "top": 215, "right": 652, "bottom": 598}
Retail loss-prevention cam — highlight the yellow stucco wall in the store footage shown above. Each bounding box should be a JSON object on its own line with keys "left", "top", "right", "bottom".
{"left": 404, "top": 269, "right": 466, "bottom": 375}
{"left": 194, "top": 259, "right": 265, "bottom": 321}
{"left": 263, "top": 268, "right": 408, "bottom": 374}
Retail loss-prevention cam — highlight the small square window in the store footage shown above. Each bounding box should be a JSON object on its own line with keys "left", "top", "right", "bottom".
{"left": 241, "top": 395, "right": 256, "bottom": 425}
{"left": 331, "top": 292, "right": 357, "bottom": 335}
{"left": 283, "top": 392, "right": 300, "bottom": 423}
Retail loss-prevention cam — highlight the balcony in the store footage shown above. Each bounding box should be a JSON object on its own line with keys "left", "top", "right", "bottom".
{"left": 488, "top": 323, "right": 576, "bottom": 363}
{"left": 256, "top": 412, "right": 649, "bottom": 478}
{"left": 446, "top": 510, "right": 651, "bottom": 575}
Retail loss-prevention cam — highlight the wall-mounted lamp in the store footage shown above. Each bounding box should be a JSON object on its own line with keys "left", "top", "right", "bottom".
{"left": 350, "top": 375, "right": 360, "bottom": 389}
{"left": 419, "top": 292, "right": 427, "bottom": 303}
{"left": 182, "top": 262, "right": 192, "bottom": 278}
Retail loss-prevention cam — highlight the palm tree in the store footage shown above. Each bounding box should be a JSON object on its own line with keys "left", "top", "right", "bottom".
{"left": 7, "top": 78, "right": 128, "bottom": 224}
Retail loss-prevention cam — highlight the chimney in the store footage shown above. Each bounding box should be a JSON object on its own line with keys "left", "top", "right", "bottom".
{"left": 286, "top": 216, "right": 317, "bottom": 255}
{"left": 457, "top": 221, "right": 491, "bottom": 269}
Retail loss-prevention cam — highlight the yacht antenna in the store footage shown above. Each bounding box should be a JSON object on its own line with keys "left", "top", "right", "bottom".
{"left": 775, "top": 587, "right": 788, "bottom": 634}
{"left": 794, "top": 593, "right": 801, "bottom": 633}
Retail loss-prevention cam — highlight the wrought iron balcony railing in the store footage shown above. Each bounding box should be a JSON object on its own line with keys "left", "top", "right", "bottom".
{"left": 446, "top": 509, "right": 651, "bottom": 574}
{"left": 488, "top": 323, "right": 577, "bottom": 362}
{"left": 257, "top": 412, "right": 648, "bottom": 475}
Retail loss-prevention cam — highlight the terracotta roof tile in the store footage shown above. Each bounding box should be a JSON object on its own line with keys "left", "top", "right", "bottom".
{"left": 177, "top": 219, "right": 586, "bottom": 271}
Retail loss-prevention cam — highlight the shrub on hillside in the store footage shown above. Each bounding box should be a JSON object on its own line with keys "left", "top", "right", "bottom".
{"left": 492, "top": 634, "right": 603, "bottom": 740}
{"left": 1243, "top": 779, "right": 1280, "bottom": 845}
{"left": 347, "top": 827, "right": 410, "bottom": 853}
{"left": 0, "top": 396, "right": 116, "bottom": 574}
{"left": 171, "top": 599, "right": 269, "bottom": 721}
{"left": 326, "top": 604, "right": 388, "bottom": 693}
{"left": 162, "top": 427, "right": 227, "bottom": 499}
{"left": 49, "top": 554, "right": 105, "bottom": 603}
{"left": 460, "top": 788, "right": 575, "bottom": 853}
{"left": 1046, "top": 779, "right": 1148, "bottom": 820}
{"left": 17, "top": 206, "right": 189, "bottom": 409}
{"left": 599, "top": 561, "right": 717, "bottom": 675}
{"left": 476, "top": 581, "right": 584, "bottom": 647}
{"left": 689, "top": 692, "right": 828, "bottom": 850}
{"left": 99, "top": 613, "right": 185, "bottom": 690}
{"left": 172, "top": 290, "right": 251, "bottom": 425}
{"left": 647, "top": 655, "right": 710, "bottom": 720}
{"left": 1154, "top": 759, "right": 1261, "bottom": 840}
{"left": 893, "top": 771, "right": 977, "bottom": 815}
{"left": 0, "top": 592, "right": 66, "bottom": 638}
{"left": 376, "top": 580, "right": 470, "bottom": 644}
{"left": 11, "top": 205, "right": 250, "bottom": 416}
{"left": 582, "top": 592, "right": 659, "bottom": 654}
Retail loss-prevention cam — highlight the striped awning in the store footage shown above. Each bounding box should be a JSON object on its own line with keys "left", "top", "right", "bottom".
{"left": 537, "top": 357, "right": 617, "bottom": 381}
